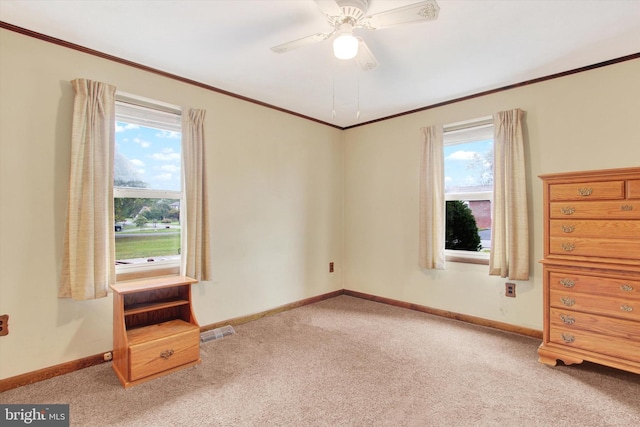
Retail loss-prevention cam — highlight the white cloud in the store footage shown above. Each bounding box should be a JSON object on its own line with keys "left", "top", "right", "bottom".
{"left": 151, "top": 148, "right": 181, "bottom": 161}
{"left": 160, "top": 164, "right": 180, "bottom": 173}
{"left": 115, "top": 123, "right": 139, "bottom": 133}
{"left": 133, "top": 137, "right": 152, "bottom": 148}
{"left": 446, "top": 150, "right": 477, "bottom": 160}
{"left": 130, "top": 159, "right": 145, "bottom": 167}
{"left": 156, "top": 130, "right": 181, "bottom": 139}
{"left": 154, "top": 173, "right": 173, "bottom": 181}
{"left": 445, "top": 176, "right": 452, "bottom": 182}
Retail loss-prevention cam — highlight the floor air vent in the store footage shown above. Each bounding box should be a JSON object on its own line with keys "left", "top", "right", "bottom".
{"left": 200, "top": 325, "right": 235, "bottom": 343}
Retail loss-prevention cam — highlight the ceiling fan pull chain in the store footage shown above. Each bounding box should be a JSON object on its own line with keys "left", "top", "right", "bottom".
{"left": 356, "top": 67, "right": 361, "bottom": 121}
{"left": 332, "top": 63, "right": 336, "bottom": 118}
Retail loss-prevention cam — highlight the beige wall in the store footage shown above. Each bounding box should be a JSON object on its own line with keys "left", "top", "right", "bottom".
{"left": 343, "top": 58, "right": 640, "bottom": 331}
{"left": 1, "top": 28, "right": 638, "bottom": 381}
{"left": 0, "top": 29, "right": 344, "bottom": 379}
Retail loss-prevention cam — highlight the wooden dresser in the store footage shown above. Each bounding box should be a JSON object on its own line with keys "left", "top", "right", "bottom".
{"left": 110, "top": 276, "right": 201, "bottom": 388}
{"left": 538, "top": 167, "right": 640, "bottom": 374}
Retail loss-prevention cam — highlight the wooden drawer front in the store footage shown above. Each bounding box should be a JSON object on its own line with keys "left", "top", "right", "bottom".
{"left": 129, "top": 328, "right": 199, "bottom": 381}
{"left": 549, "top": 181, "right": 624, "bottom": 201}
{"left": 549, "top": 219, "right": 640, "bottom": 240}
{"left": 549, "top": 271, "right": 640, "bottom": 301}
{"left": 550, "top": 201, "right": 640, "bottom": 219}
{"left": 549, "top": 237, "right": 640, "bottom": 260}
{"left": 549, "top": 308, "right": 640, "bottom": 362}
{"left": 550, "top": 289, "right": 639, "bottom": 321}
{"left": 628, "top": 180, "right": 640, "bottom": 199}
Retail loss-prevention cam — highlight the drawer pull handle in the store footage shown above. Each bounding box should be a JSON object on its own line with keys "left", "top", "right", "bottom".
{"left": 620, "top": 284, "right": 634, "bottom": 292}
{"left": 561, "top": 243, "right": 575, "bottom": 252}
{"left": 560, "top": 314, "right": 575, "bottom": 325}
{"left": 560, "top": 207, "right": 575, "bottom": 215}
{"left": 561, "top": 297, "right": 575, "bottom": 307}
{"left": 160, "top": 349, "right": 175, "bottom": 360}
{"left": 560, "top": 278, "right": 575, "bottom": 288}
{"left": 577, "top": 188, "right": 593, "bottom": 196}
{"left": 561, "top": 333, "right": 575, "bottom": 343}
{"left": 621, "top": 205, "right": 634, "bottom": 212}
{"left": 560, "top": 225, "right": 575, "bottom": 233}
{"left": 620, "top": 305, "right": 633, "bottom": 312}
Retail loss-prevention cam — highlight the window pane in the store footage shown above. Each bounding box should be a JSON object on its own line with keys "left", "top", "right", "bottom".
{"left": 445, "top": 200, "right": 491, "bottom": 252}
{"left": 115, "top": 198, "right": 181, "bottom": 264}
{"left": 444, "top": 124, "right": 493, "bottom": 260}
{"left": 115, "top": 121, "right": 181, "bottom": 191}
{"left": 444, "top": 139, "right": 493, "bottom": 194}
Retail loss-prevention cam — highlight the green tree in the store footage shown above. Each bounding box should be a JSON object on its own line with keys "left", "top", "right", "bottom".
{"left": 147, "top": 200, "right": 172, "bottom": 222}
{"left": 134, "top": 215, "right": 148, "bottom": 230}
{"left": 445, "top": 201, "right": 481, "bottom": 251}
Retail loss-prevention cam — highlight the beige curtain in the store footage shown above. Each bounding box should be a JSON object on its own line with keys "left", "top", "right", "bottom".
{"left": 489, "top": 109, "right": 529, "bottom": 280}
{"left": 419, "top": 125, "right": 445, "bottom": 269}
{"left": 59, "top": 79, "right": 116, "bottom": 300}
{"left": 181, "top": 108, "right": 212, "bottom": 281}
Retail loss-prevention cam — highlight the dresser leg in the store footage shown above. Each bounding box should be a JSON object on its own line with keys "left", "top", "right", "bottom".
{"left": 538, "top": 344, "right": 584, "bottom": 367}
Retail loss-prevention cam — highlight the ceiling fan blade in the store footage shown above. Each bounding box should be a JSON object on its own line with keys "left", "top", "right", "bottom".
{"left": 355, "top": 38, "right": 378, "bottom": 71}
{"left": 271, "top": 32, "right": 333, "bottom": 54}
{"left": 365, "top": 0, "right": 440, "bottom": 30}
{"left": 314, "top": 0, "right": 342, "bottom": 17}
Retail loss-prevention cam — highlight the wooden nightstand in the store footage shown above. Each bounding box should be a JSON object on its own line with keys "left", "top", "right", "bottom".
{"left": 110, "top": 276, "right": 201, "bottom": 388}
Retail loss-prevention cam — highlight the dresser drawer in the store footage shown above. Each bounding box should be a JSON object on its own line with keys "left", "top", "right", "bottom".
{"left": 549, "top": 271, "right": 640, "bottom": 301}
{"left": 550, "top": 289, "right": 639, "bottom": 321}
{"left": 549, "top": 180, "right": 624, "bottom": 201}
{"left": 549, "top": 237, "right": 640, "bottom": 260}
{"left": 549, "top": 308, "right": 640, "bottom": 362}
{"left": 129, "top": 321, "right": 200, "bottom": 381}
{"left": 628, "top": 179, "right": 640, "bottom": 199}
{"left": 549, "top": 219, "right": 640, "bottom": 240}
{"left": 550, "top": 201, "right": 640, "bottom": 219}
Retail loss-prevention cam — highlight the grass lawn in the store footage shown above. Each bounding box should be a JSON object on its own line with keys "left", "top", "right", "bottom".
{"left": 115, "top": 233, "right": 180, "bottom": 260}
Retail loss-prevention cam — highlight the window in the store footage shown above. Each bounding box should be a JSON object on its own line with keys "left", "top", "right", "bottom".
{"left": 443, "top": 117, "right": 493, "bottom": 264}
{"left": 114, "top": 94, "right": 183, "bottom": 278}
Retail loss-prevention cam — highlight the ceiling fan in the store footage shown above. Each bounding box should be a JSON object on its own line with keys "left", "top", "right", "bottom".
{"left": 271, "top": 0, "right": 440, "bottom": 71}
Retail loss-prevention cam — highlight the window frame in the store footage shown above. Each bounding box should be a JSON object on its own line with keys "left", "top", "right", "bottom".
{"left": 443, "top": 116, "right": 493, "bottom": 265}
{"left": 114, "top": 93, "right": 183, "bottom": 281}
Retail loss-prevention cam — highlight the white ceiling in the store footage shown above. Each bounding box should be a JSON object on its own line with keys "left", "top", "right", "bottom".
{"left": 1, "top": 0, "right": 639, "bottom": 128}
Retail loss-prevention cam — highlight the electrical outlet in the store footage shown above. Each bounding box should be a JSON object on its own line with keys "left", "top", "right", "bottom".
{"left": 0, "top": 314, "right": 8, "bottom": 336}
{"left": 103, "top": 352, "right": 113, "bottom": 362}
{"left": 505, "top": 283, "right": 516, "bottom": 298}
{"left": 329, "top": 262, "right": 334, "bottom": 273}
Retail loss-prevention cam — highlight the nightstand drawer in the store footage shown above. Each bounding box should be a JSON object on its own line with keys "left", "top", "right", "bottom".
{"left": 129, "top": 322, "right": 200, "bottom": 381}
{"left": 549, "top": 180, "right": 624, "bottom": 201}
{"left": 549, "top": 308, "right": 640, "bottom": 362}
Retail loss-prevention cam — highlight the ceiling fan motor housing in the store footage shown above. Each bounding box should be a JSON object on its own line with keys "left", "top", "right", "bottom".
{"left": 334, "top": 0, "right": 369, "bottom": 22}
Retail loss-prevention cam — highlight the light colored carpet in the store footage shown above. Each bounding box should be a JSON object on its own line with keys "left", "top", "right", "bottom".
{"left": 1, "top": 295, "right": 639, "bottom": 426}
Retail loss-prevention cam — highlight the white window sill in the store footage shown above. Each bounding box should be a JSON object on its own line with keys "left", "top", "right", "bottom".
{"left": 445, "top": 250, "right": 490, "bottom": 265}
{"left": 116, "top": 258, "right": 180, "bottom": 282}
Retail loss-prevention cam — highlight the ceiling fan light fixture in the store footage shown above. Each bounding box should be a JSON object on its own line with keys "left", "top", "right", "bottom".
{"left": 333, "top": 24, "right": 359, "bottom": 60}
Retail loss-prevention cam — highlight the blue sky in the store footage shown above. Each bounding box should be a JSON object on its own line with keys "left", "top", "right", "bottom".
{"left": 115, "top": 122, "right": 182, "bottom": 191}
{"left": 444, "top": 139, "right": 493, "bottom": 191}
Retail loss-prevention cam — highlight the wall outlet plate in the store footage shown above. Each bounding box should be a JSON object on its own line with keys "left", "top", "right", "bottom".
{"left": 505, "top": 283, "right": 516, "bottom": 298}
{"left": 0, "top": 314, "right": 8, "bottom": 336}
